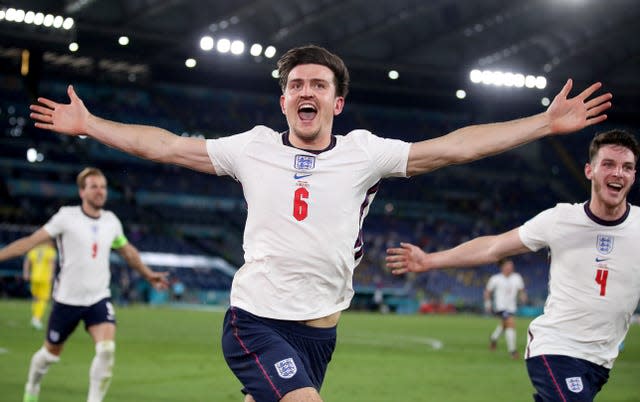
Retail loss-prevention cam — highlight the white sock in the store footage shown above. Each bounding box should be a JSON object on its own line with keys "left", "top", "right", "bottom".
{"left": 87, "top": 340, "right": 115, "bottom": 402}
{"left": 490, "top": 325, "right": 503, "bottom": 341}
{"left": 505, "top": 328, "right": 516, "bottom": 353}
{"left": 25, "top": 346, "right": 60, "bottom": 395}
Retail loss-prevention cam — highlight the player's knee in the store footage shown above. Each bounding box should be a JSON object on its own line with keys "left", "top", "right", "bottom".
{"left": 96, "top": 340, "right": 115, "bottom": 359}
{"left": 95, "top": 340, "right": 115, "bottom": 371}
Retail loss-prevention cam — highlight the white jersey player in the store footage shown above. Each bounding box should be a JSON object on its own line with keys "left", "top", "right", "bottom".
{"left": 29, "top": 44, "right": 612, "bottom": 402}
{"left": 387, "top": 129, "right": 640, "bottom": 401}
{"left": 0, "top": 168, "right": 168, "bottom": 402}
{"left": 484, "top": 258, "right": 527, "bottom": 358}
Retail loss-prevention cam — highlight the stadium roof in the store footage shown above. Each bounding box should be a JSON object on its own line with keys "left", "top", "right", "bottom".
{"left": 2, "top": 0, "right": 639, "bottom": 121}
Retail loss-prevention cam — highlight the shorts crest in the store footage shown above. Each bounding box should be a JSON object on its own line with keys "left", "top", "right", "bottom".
{"left": 274, "top": 357, "right": 297, "bottom": 379}
{"left": 565, "top": 376, "right": 584, "bottom": 393}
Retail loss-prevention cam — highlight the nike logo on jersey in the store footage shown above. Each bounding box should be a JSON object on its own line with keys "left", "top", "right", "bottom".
{"left": 294, "top": 173, "right": 312, "bottom": 180}
{"left": 595, "top": 257, "right": 609, "bottom": 262}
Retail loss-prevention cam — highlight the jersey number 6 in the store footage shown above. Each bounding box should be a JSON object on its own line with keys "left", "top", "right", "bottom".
{"left": 293, "top": 187, "right": 309, "bottom": 221}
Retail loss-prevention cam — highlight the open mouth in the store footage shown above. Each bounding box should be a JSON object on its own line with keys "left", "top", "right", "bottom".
{"left": 298, "top": 104, "right": 317, "bottom": 121}
{"left": 606, "top": 182, "right": 623, "bottom": 193}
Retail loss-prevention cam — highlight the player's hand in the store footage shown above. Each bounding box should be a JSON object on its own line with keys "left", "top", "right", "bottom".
{"left": 30, "top": 85, "right": 90, "bottom": 136}
{"left": 546, "top": 79, "right": 612, "bottom": 135}
{"left": 148, "top": 271, "right": 170, "bottom": 290}
{"left": 385, "top": 242, "right": 429, "bottom": 275}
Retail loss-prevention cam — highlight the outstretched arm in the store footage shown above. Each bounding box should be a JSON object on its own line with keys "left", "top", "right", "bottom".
{"left": 385, "top": 228, "right": 531, "bottom": 274}
{"left": 30, "top": 85, "right": 216, "bottom": 174}
{"left": 0, "top": 228, "right": 51, "bottom": 263}
{"left": 406, "top": 79, "right": 612, "bottom": 175}
{"left": 117, "top": 243, "right": 169, "bottom": 290}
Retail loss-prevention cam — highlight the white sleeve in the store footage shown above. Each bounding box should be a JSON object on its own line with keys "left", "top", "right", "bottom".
{"left": 516, "top": 273, "right": 525, "bottom": 290}
{"left": 205, "top": 126, "right": 261, "bottom": 178}
{"left": 351, "top": 130, "right": 411, "bottom": 178}
{"left": 486, "top": 276, "right": 496, "bottom": 291}
{"left": 518, "top": 207, "right": 558, "bottom": 252}
{"left": 43, "top": 208, "right": 67, "bottom": 237}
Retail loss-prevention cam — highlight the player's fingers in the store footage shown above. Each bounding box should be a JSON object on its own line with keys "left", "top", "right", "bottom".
{"left": 584, "top": 114, "right": 608, "bottom": 127}
{"left": 31, "top": 113, "right": 53, "bottom": 123}
{"left": 34, "top": 122, "right": 53, "bottom": 130}
{"left": 391, "top": 268, "right": 408, "bottom": 275}
{"left": 30, "top": 104, "right": 53, "bottom": 115}
{"left": 576, "top": 81, "right": 602, "bottom": 101}
{"left": 558, "top": 78, "right": 573, "bottom": 98}
{"left": 584, "top": 94, "right": 612, "bottom": 111}
{"left": 36, "top": 97, "right": 58, "bottom": 109}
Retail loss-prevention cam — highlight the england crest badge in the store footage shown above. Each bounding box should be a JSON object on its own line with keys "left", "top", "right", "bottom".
{"left": 596, "top": 234, "right": 614, "bottom": 255}
{"left": 565, "top": 377, "right": 584, "bottom": 393}
{"left": 274, "top": 358, "right": 297, "bottom": 379}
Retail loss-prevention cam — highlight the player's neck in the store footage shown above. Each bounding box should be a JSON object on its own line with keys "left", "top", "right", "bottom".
{"left": 81, "top": 203, "right": 102, "bottom": 219}
{"left": 587, "top": 198, "right": 628, "bottom": 221}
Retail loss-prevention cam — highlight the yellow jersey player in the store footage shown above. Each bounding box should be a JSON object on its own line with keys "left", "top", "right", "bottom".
{"left": 23, "top": 239, "right": 57, "bottom": 330}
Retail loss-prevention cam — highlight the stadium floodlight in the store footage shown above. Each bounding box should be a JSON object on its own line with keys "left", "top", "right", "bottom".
{"left": 525, "top": 75, "right": 536, "bottom": 88}
{"left": 69, "top": 42, "right": 79, "bottom": 52}
{"left": 43, "top": 14, "right": 54, "bottom": 27}
{"left": 185, "top": 58, "right": 196, "bottom": 68}
{"left": 469, "top": 69, "right": 482, "bottom": 83}
{"left": 541, "top": 97, "right": 550, "bottom": 107}
{"left": 271, "top": 69, "right": 279, "bottom": 79}
{"left": 14, "top": 9, "right": 25, "bottom": 22}
{"left": 535, "top": 76, "right": 547, "bottom": 89}
{"left": 216, "top": 38, "right": 231, "bottom": 53}
{"left": 62, "top": 17, "right": 74, "bottom": 30}
{"left": 53, "top": 15, "right": 63, "bottom": 28}
{"left": 24, "top": 11, "right": 35, "bottom": 24}
{"left": 264, "top": 46, "right": 276, "bottom": 58}
{"left": 118, "top": 36, "right": 129, "bottom": 46}
{"left": 388, "top": 70, "right": 399, "bottom": 80}
{"left": 200, "top": 35, "right": 214, "bottom": 51}
{"left": 456, "top": 89, "right": 466, "bottom": 99}
{"left": 230, "top": 40, "right": 244, "bottom": 55}
{"left": 250, "top": 43, "right": 262, "bottom": 57}
{"left": 34, "top": 12, "right": 44, "bottom": 25}
{"left": 26, "top": 148, "right": 38, "bottom": 163}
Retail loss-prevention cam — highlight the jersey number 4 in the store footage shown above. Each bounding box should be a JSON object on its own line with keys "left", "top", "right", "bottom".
{"left": 595, "top": 268, "right": 608, "bottom": 296}
{"left": 293, "top": 187, "right": 309, "bottom": 221}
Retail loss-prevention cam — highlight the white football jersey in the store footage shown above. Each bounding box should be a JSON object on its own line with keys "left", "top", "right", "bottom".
{"left": 486, "top": 272, "right": 524, "bottom": 313}
{"left": 519, "top": 202, "right": 640, "bottom": 368}
{"left": 207, "top": 126, "right": 410, "bottom": 320}
{"left": 44, "top": 206, "right": 126, "bottom": 306}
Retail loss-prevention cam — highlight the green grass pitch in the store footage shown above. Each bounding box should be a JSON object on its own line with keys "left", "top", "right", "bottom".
{"left": 1, "top": 300, "right": 638, "bottom": 401}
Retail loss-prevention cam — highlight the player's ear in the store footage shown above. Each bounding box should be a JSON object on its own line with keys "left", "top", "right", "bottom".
{"left": 280, "top": 95, "right": 286, "bottom": 115}
{"left": 584, "top": 162, "right": 593, "bottom": 180}
{"left": 333, "top": 96, "right": 344, "bottom": 116}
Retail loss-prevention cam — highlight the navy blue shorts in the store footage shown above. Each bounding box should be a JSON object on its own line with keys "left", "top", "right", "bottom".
{"left": 46, "top": 298, "right": 116, "bottom": 345}
{"left": 526, "top": 355, "right": 609, "bottom": 402}
{"left": 494, "top": 310, "right": 515, "bottom": 320}
{"left": 221, "top": 307, "right": 337, "bottom": 402}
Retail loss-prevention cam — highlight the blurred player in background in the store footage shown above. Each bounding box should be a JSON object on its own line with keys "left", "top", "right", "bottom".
{"left": 28, "top": 44, "right": 612, "bottom": 402}
{"left": 23, "top": 239, "right": 57, "bottom": 330}
{"left": 0, "top": 167, "right": 169, "bottom": 402}
{"left": 387, "top": 129, "right": 640, "bottom": 401}
{"left": 484, "top": 257, "right": 527, "bottom": 359}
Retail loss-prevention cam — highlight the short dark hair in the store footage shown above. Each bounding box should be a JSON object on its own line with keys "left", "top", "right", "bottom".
{"left": 497, "top": 258, "right": 513, "bottom": 268}
{"left": 277, "top": 45, "right": 350, "bottom": 98}
{"left": 589, "top": 129, "right": 640, "bottom": 164}
{"left": 77, "top": 167, "right": 105, "bottom": 189}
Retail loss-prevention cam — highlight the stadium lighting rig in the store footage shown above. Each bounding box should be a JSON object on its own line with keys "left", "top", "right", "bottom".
{"left": 469, "top": 69, "right": 547, "bottom": 90}
{"left": 198, "top": 35, "right": 277, "bottom": 59}
{"left": 0, "top": 6, "right": 75, "bottom": 43}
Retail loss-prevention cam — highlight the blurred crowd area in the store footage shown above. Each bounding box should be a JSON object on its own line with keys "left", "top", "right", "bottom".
{"left": 1, "top": 73, "right": 638, "bottom": 311}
